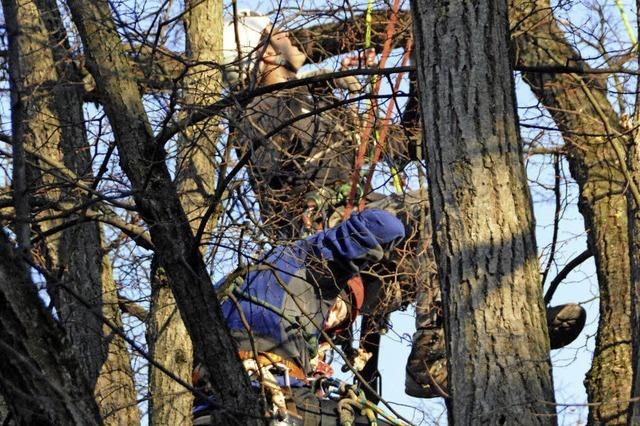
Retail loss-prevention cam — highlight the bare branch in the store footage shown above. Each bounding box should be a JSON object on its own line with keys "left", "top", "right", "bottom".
{"left": 544, "top": 249, "right": 593, "bottom": 304}
{"left": 118, "top": 295, "right": 148, "bottom": 321}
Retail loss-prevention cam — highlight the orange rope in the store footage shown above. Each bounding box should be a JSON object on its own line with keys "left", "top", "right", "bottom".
{"left": 344, "top": 0, "right": 403, "bottom": 218}
{"left": 359, "top": 38, "right": 413, "bottom": 210}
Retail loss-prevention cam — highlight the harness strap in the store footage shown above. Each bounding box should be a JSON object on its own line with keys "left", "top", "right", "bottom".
{"left": 238, "top": 351, "right": 307, "bottom": 381}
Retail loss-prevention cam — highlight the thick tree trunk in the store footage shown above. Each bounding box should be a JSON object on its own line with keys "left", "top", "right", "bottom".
{"left": 148, "top": 1, "right": 222, "bottom": 423}
{"left": 2, "top": 0, "right": 63, "bottom": 267}
{"left": 2, "top": 0, "right": 99, "bottom": 386}
{"left": 411, "top": 0, "right": 556, "bottom": 424}
{"left": 35, "top": 3, "right": 140, "bottom": 421}
{"left": 94, "top": 252, "right": 141, "bottom": 425}
{"left": 64, "top": 0, "right": 260, "bottom": 422}
{"left": 2, "top": 0, "right": 140, "bottom": 421}
{"left": 629, "top": 82, "right": 640, "bottom": 424}
{"left": 510, "top": 2, "right": 632, "bottom": 423}
{"left": 0, "top": 229, "right": 102, "bottom": 425}
{"left": 148, "top": 272, "right": 193, "bottom": 425}
{"left": 628, "top": 128, "right": 640, "bottom": 426}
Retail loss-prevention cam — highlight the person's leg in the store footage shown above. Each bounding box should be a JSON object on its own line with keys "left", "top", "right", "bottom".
{"left": 547, "top": 303, "right": 587, "bottom": 349}
{"left": 404, "top": 281, "right": 448, "bottom": 399}
{"left": 405, "top": 300, "right": 587, "bottom": 399}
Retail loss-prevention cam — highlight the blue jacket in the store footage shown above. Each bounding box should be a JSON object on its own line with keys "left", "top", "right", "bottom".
{"left": 219, "top": 209, "right": 405, "bottom": 373}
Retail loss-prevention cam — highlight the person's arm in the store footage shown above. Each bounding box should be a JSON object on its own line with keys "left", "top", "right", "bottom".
{"left": 304, "top": 209, "right": 405, "bottom": 273}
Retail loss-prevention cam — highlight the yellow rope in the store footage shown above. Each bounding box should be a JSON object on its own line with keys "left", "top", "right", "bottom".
{"left": 365, "top": 0, "right": 373, "bottom": 48}
{"left": 363, "top": 0, "right": 403, "bottom": 194}
{"left": 615, "top": 0, "right": 637, "bottom": 47}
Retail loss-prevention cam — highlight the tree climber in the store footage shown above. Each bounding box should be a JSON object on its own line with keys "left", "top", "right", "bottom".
{"left": 222, "top": 13, "right": 386, "bottom": 240}
{"left": 193, "top": 209, "right": 406, "bottom": 425}
{"left": 219, "top": 11, "right": 587, "bottom": 403}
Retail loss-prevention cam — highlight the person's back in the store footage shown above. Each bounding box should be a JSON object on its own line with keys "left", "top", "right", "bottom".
{"left": 193, "top": 209, "right": 406, "bottom": 424}
{"left": 232, "top": 85, "right": 360, "bottom": 238}
{"left": 220, "top": 209, "right": 405, "bottom": 370}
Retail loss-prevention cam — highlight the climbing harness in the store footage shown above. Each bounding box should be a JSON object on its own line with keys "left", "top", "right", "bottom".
{"left": 239, "top": 351, "right": 307, "bottom": 381}
{"left": 312, "top": 378, "right": 410, "bottom": 426}
{"left": 241, "top": 357, "right": 292, "bottom": 421}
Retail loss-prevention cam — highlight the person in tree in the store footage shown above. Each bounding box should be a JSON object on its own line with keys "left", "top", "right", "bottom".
{"left": 193, "top": 209, "right": 406, "bottom": 424}
{"left": 220, "top": 11, "right": 587, "bottom": 401}
{"left": 223, "top": 16, "right": 381, "bottom": 239}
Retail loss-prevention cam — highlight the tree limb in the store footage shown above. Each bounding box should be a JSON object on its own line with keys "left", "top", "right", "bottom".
{"left": 118, "top": 295, "right": 148, "bottom": 322}
{"left": 544, "top": 249, "right": 593, "bottom": 304}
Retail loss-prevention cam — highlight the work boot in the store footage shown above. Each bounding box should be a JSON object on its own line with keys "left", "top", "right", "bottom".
{"left": 547, "top": 303, "right": 586, "bottom": 350}
{"left": 404, "top": 304, "right": 587, "bottom": 399}
{"left": 404, "top": 328, "right": 448, "bottom": 398}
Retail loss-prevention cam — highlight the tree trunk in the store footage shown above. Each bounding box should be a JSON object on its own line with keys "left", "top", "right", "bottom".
{"left": 148, "top": 1, "right": 222, "bottom": 423}
{"left": 628, "top": 126, "right": 640, "bottom": 426}
{"left": 0, "top": 229, "right": 102, "bottom": 425}
{"left": 2, "top": 0, "right": 63, "bottom": 268}
{"left": 628, "top": 59, "right": 640, "bottom": 423}
{"left": 148, "top": 267, "right": 193, "bottom": 425}
{"left": 411, "top": 0, "right": 556, "bottom": 423}
{"left": 64, "top": 0, "right": 260, "bottom": 422}
{"left": 2, "top": 0, "right": 140, "bottom": 421}
{"left": 94, "top": 252, "right": 141, "bottom": 425}
{"left": 35, "top": 3, "right": 140, "bottom": 421}
{"left": 2, "top": 0, "right": 101, "bottom": 385}
{"left": 510, "top": 2, "right": 632, "bottom": 423}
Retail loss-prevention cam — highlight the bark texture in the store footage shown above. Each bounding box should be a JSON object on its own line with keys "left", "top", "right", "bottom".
{"left": 629, "top": 105, "right": 640, "bottom": 425}
{"left": 2, "top": 0, "right": 140, "bottom": 421}
{"left": 0, "top": 229, "right": 102, "bottom": 425}
{"left": 148, "top": 0, "right": 222, "bottom": 423}
{"left": 148, "top": 278, "right": 193, "bottom": 425}
{"left": 64, "top": 0, "right": 260, "bottom": 422}
{"left": 94, "top": 254, "right": 141, "bottom": 425}
{"left": 510, "top": 2, "right": 632, "bottom": 424}
{"left": 2, "top": 0, "right": 62, "bottom": 265}
{"left": 629, "top": 144, "right": 640, "bottom": 425}
{"left": 411, "top": 0, "right": 556, "bottom": 423}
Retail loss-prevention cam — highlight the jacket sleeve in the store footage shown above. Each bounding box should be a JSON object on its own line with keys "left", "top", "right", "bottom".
{"left": 304, "top": 209, "right": 405, "bottom": 273}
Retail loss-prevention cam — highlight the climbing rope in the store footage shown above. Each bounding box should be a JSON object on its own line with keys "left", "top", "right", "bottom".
{"left": 344, "top": 0, "right": 404, "bottom": 218}
{"left": 614, "top": 0, "right": 637, "bottom": 47}
{"left": 316, "top": 378, "right": 410, "bottom": 426}
{"left": 359, "top": 36, "right": 413, "bottom": 210}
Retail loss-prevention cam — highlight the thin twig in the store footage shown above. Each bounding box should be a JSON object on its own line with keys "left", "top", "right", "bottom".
{"left": 541, "top": 153, "right": 562, "bottom": 287}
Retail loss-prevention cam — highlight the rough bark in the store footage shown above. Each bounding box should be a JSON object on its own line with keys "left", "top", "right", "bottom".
{"left": 34, "top": 3, "right": 141, "bottom": 421}
{"left": 2, "top": 0, "right": 63, "bottom": 267}
{"left": 0, "top": 229, "right": 102, "bottom": 425}
{"left": 94, "top": 252, "right": 141, "bottom": 425}
{"left": 148, "top": 270, "right": 193, "bottom": 426}
{"left": 3, "top": 0, "right": 140, "bottom": 421}
{"left": 629, "top": 62, "right": 640, "bottom": 424}
{"left": 510, "top": 2, "right": 632, "bottom": 423}
{"left": 2, "top": 0, "right": 97, "bottom": 390}
{"left": 629, "top": 127, "right": 640, "bottom": 426}
{"left": 148, "top": 0, "right": 222, "bottom": 423}
{"left": 177, "top": 0, "right": 221, "bottom": 242}
{"left": 64, "top": 0, "right": 260, "bottom": 422}
{"left": 411, "top": 0, "right": 556, "bottom": 424}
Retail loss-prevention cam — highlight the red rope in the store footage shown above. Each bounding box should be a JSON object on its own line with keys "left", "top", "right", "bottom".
{"left": 359, "top": 37, "right": 413, "bottom": 210}
{"left": 343, "top": 0, "right": 403, "bottom": 218}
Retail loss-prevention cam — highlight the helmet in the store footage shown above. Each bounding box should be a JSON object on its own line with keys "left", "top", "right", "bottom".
{"left": 222, "top": 11, "right": 271, "bottom": 84}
